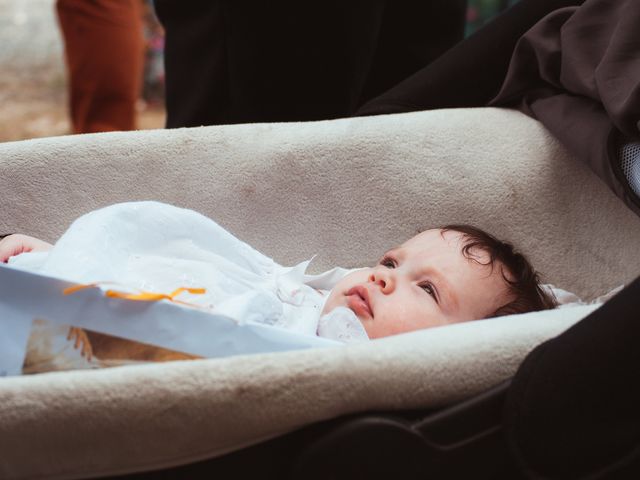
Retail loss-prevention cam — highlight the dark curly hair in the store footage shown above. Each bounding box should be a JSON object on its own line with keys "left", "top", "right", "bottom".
{"left": 441, "top": 224, "right": 557, "bottom": 317}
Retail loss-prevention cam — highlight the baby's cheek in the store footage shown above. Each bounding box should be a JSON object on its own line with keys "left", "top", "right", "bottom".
{"left": 365, "top": 308, "right": 404, "bottom": 338}
{"left": 321, "top": 292, "right": 336, "bottom": 315}
{"left": 321, "top": 284, "right": 348, "bottom": 315}
{"left": 387, "top": 305, "right": 436, "bottom": 336}
{"left": 389, "top": 303, "right": 414, "bottom": 331}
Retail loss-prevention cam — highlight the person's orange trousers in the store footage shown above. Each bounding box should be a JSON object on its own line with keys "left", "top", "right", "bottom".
{"left": 57, "top": 0, "right": 144, "bottom": 133}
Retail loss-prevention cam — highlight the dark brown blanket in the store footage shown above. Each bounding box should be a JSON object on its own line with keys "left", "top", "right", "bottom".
{"left": 491, "top": 0, "right": 640, "bottom": 215}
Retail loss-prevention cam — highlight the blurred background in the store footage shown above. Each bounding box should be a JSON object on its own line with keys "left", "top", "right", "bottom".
{"left": 0, "top": 0, "right": 517, "bottom": 143}
{"left": 0, "top": 0, "right": 165, "bottom": 142}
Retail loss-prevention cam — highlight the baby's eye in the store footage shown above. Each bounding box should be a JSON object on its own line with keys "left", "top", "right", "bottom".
{"left": 420, "top": 283, "right": 437, "bottom": 301}
{"left": 379, "top": 256, "right": 396, "bottom": 268}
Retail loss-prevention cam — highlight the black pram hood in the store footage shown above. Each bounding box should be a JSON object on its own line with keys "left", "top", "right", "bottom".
{"left": 489, "top": 0, "right": 640, "bottom": 216}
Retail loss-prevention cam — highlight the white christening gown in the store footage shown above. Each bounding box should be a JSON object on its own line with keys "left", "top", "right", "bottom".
{"left": 9, "top": 201, "right": 369, "bottom": 344}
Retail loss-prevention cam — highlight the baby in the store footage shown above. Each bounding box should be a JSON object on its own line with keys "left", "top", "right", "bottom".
{"left": 322, "top": 225, "right": 556, "bottom": 339}
{"left": 0, "top": 202, "right": 556, "bottom": 344}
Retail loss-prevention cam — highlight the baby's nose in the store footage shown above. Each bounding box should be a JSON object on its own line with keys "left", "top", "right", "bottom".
{"left": 369, "top": 270, "right": 393, "bottom": 292}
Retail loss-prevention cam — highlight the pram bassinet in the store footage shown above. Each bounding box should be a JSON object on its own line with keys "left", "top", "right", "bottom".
{"left": 0, "top": 108, "right": 639, "bottom": 479}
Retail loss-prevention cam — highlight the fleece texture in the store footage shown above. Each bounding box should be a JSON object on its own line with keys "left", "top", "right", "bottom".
{"left": 0, "top": 108, "right": 639, "bottom": 478}
{"left": 1, "top": 108, "right": 639, "bottom": 298}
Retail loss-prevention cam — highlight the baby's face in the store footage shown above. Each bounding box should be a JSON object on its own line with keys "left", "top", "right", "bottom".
{"left": 322, "top": 229, "right": 513, "bottom": 339}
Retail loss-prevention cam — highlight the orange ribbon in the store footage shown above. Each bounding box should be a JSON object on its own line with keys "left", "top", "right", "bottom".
{"left": 63, "top": 283, "right": 206, "bottom": 307}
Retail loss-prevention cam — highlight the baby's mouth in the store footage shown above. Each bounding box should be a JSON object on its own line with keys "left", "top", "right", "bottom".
{"left": 345, "top": 286, "right": 373, "bottom": 319}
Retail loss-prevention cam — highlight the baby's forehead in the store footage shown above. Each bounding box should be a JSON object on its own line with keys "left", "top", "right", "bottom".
{"left": 402, "top": 229, "right": 494, "bottom": 265}
{"left": 402, "top": 228, "right": 462, "bottom": 248}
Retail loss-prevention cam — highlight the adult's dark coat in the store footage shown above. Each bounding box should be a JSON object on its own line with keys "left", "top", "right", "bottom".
{"left": 154, "top": 0, "right": 466, "bottom": 127}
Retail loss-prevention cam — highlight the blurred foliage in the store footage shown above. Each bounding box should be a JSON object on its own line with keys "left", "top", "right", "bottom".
{"left": 466, "top": 0, "right": 520, "bottom": 36}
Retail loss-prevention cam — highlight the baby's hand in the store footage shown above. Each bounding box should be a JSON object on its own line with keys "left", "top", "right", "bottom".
{"left": 0, "top": 234, "right": 53, "bottom": 263}
{"left": 67, "top": 327, "right": 94, "bottom": 361}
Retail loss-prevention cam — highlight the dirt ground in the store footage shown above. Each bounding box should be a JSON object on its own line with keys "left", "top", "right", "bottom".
{"left": 1, "top": 67, "right": 165, "bottom": 144}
